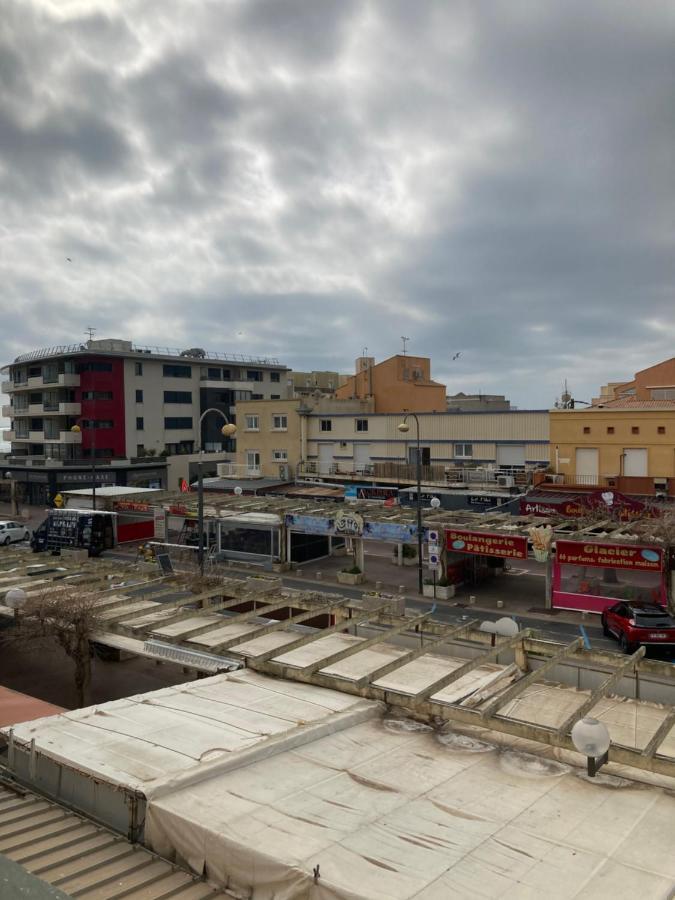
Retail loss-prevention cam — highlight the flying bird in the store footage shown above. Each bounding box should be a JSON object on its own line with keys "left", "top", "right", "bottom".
{"left": 452, "top": 352, "right": 461, "bottom": 361}
{"left": 66, "top": 257, "right": 72, "bottom": 262}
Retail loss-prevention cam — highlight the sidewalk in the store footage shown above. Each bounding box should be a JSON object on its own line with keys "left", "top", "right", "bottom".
{"left": 107, "top": 540, "right": 596, "bottom": 631}
{"left": 295, "top": 549, "right": 591, "bottom": 628}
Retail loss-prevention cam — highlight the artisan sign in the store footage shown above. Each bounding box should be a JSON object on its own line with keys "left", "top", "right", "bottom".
{"left": 446, "top": 529, "right": 528, "bottom": 559}
{"left": 556, "top": 540, "right": 662, "bottom": 571}
{"left": 521, "top": 490, "right": 660, "bottom": 521}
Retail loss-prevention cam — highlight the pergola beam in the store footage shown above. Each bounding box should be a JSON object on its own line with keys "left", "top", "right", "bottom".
{"left": 480, "top": 638, "right": 583, "bottom": 720}
{"left": 642, "top": 708, "right": 675, "bottom": 759}
{"left": 249, "top": 605, "right": 389, "bottom": 665}
{"left": 354, "top": 619, "right": 480, "bottom": 688}
{"left": 208, "top": 600, "right": 350, "bottom": 652}
{"left": 415, "top": 630, "right": 533, "bottom": 702}
{"left": 557, "top": 646, "right": 646, "bottom": 737}
{"left": 300, "top": 612, "right": 433, "bottom": 675}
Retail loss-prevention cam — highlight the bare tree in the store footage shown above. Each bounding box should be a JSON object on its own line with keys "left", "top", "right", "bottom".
{"left": 4, "top": 587, "right": 103, "bottom": 707}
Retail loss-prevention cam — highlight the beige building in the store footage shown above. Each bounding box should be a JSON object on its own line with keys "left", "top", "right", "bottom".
{"left": 235, "top": 400, "right": 549, "bottom": 483}
{"left": 550, "top": 401, "right": 675, "bottom": 492}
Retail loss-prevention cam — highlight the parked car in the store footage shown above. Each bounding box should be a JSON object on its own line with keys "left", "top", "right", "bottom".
{"left": 0, "top": 521, "right": 31, "bottom": 545}
{"left": 601, "top": 601, "right": 675, "bottom": 653}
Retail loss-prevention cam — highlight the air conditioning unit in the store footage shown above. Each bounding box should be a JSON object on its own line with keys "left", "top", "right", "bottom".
{"left": 278, "top": 464, "right": 289, "bottom": 480}
{"left": 497, "top": 475, "right": 515, "bottom": 488}
{"left": 654, "top": 478, "right": 668, "bottom": 492}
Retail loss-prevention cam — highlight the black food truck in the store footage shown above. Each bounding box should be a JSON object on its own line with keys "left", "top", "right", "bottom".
{"left": 31, "top": 509, "right": 117, "bottom": 557}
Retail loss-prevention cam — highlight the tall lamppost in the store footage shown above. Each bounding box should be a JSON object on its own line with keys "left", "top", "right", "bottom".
{"left": 196, "top": 408, "right": 237, "bottom": 575}
{"left": 70, "top": 418, "right": 96, "bottom": 511}
{"left": 398, "top": 413, "right": 424, "bottom": 595}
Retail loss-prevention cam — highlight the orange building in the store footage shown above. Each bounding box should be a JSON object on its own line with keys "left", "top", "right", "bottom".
{"left": 335, "top": 354, "right": 446, "bottom": 413}
{"left": 594, "top": 358, "right": 675, "bottom": 404}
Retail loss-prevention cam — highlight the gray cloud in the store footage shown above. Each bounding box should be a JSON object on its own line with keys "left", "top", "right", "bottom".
{"left": 1, "top": 0, "right": 674, "bottom": 424}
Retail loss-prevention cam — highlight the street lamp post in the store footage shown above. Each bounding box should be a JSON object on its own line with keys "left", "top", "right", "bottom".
{"left": 571, "top": 716, "right": 611, "bottom": 778}
{"left": 70, "top": 420, "right": 96, "bottom": 510}
{"left": 196, "top": 408, "right": 237, "bottom": 576}
{"left": 398, "top": 414, "right": 424, "bottom": 595}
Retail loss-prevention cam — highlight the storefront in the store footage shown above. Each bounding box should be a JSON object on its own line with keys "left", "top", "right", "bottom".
{"left": 552, "top": 540, "right": 666, "bottom": 613}
{"left": 445, "top": 527, "right": 530, "bottom": 588}
{"left": 284, "top": 511, "right": 419, "bottom": 571}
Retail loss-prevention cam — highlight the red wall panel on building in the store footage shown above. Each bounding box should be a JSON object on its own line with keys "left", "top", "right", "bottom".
{"left": 75, "top": 357, "right": 126, "bottom": 458}
{"left": 117, "top": 519, "right": 154, "bottom": 542}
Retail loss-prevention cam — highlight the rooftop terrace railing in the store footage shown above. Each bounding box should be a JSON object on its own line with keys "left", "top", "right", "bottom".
{"left": 9, "top": 344, "right": 282, "bottom": 366}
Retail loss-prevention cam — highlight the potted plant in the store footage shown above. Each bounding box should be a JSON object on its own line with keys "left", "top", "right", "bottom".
{"left": 422, "top": 574, "right": 455, "bottom": 600}
{"left": 395, "top": 544, "right": 418, "bottom": 567}
{"left": 337, "top": 565, "right": 364, "bottom": 586}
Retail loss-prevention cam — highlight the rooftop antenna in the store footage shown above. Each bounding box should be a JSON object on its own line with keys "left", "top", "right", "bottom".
{"left": 401, "top": 336, "right": 410, "bottom": 355}
{"left": 85, "top": 326, "right": 97, "bottom": 341}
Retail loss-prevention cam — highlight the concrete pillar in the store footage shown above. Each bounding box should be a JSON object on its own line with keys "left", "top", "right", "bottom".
{"left": 396, "top": 543, "right": 403, "bottom": 567}
{"left": 355, "top": 538, "right": 365, "bottom": 574}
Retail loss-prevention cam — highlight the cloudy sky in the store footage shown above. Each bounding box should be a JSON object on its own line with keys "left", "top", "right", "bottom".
{"left": 1, "top": 0, "right": 674, "bottom": 410}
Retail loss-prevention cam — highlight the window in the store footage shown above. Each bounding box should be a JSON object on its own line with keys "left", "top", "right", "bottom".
{"left": 164, "top": 417, "right": 193, "bottom": 429}
{"left": 135, "top": 362, "right": 143, "bottom": 376}
{"left": 651, "top": 389, "right": 675, "bottom": 400}
{"left": 136, "top": 417, "right": 144, "bottom": 430}
{"left": 163, "top": 364, "right": 191, "bottom": 378}
{"left": 272, "top": 414, "right": 288, "bottom": 430}
{"left": 454, "top": 443, "right": 473, "bottom": 458}
{"left": 252, "top": 393, "right": 264, "bottom": 400}
{"left": 320, "top": 419, "right": 332, "bottom": 432}
{"left": 272, "top": 449, "right": 288, "bottom": 461}
{"left": 583, "top": 427, "right": 591, "bottom": 434}
{"left": 136, "top": 444, "right": 145, "bottom": 456}
{"left": 247, "top": 370, "right": 262, "bottom": 381}
{"left": 356, "top": 419, "right": 368, "bottom": 432}
{"left": 207, "top": 367, "right": 222, "bottom": 380}
{"left": 607, "top": 426, "right": 615, "bottom": 434}
{"left": 82, "top": 391, "right": 113, "bottom": 401}
{"left": 632, "top": 426, "right": 640, "bottom": 434}
{"left": 164, "top": 391, "right": 192, "bottom": 403}
{"left": 271, "top": 394, "right": 281, "bottom": 400}
{"left": 81, "top": 419, "right": 113, "bottom": 429}
{"left": 658, "top": 426, "right": 666, "bottom": 434}
{"left": 245, "top": 415, "right": 260, "bottom": 430}
{"left": 222, "top": 369, "right": 231, "bottom": 380}
{"left": 136, "top": 389, "right": 143, "bottom": 403}
{"left": 246, "top": 450, "right": 261, "bottom": 471}
{"left": 270, "top": 371, "right": 281, "bottom": 383}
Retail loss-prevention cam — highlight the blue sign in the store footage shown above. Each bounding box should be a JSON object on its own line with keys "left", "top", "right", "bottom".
{"left": 285, "top": 513, "right": 420, "bottom": 543}
{"left": 344, "top": 486, "right": 358, "bottom": 499}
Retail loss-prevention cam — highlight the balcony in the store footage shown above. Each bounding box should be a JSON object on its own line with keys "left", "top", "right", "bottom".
{"left": 2, "top": 430, "right": 15, "bottom": 441}
{"left": 1, "top": 380, "right": 13, "bottom": 393}
{"left": 216, "top": 462, "right": 263, "bottom": 479}
{"left": 1, "top": 405, "right": 12, "bottom": 418}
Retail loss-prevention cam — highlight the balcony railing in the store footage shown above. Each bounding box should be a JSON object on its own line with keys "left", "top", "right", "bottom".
{"left": 298, "top": 460, "right": 539, "bottom": 488}
{"left": 216, "top": 462, "right": 263, "bottom": 480}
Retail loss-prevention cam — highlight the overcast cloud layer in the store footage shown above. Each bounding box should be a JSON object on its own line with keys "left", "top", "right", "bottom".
{"left": 1, "top": 0, "right": 674, "bottom": 410}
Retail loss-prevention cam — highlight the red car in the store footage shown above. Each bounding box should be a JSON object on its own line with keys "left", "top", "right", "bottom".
{"left": 601, "top": 601, "right": 675, "bottom": 653}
